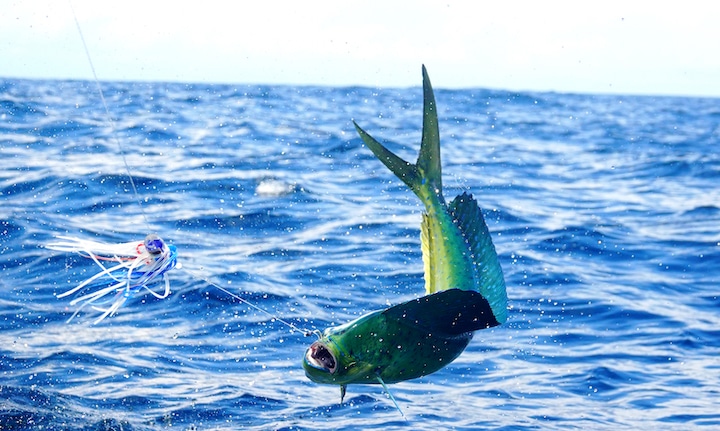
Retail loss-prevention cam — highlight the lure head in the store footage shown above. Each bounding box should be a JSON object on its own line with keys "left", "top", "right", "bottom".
{"left": 144, "top": 234, "right": 166, "bottom": 256}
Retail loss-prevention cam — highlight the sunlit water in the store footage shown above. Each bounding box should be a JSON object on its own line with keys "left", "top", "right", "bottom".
{"left": 1, "top": 77, "right": 719, "bottom": 430}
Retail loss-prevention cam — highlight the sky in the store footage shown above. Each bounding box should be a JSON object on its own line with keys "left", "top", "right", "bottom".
{"left": 2, "top": 1, "right": 719, "bottom": 97}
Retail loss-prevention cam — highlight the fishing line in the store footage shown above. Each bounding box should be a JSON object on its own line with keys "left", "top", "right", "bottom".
{"left": 68, "top": 0, "right": 150, "bottom": 230}
{"left": 184, "top": 268, "right": 317, "bottom": 337}
{"left": 62, "top": 2, "right": 315, "bottom": 337}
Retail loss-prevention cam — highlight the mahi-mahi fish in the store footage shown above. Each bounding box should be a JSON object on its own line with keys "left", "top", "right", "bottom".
{"left": 303, "top": 65, "right": 508, "bottom": 402}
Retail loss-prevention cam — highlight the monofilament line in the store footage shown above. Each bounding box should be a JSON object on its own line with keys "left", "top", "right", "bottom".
{"left": 183, "top": 268, "right": 316, "bottom": 337}
{"left": 68, "top": 0, "right": 151, "bottom": 230}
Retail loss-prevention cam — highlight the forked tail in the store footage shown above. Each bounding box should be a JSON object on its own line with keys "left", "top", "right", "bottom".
{"left": 353, "top": 65, "right": 443, "bottom": 203}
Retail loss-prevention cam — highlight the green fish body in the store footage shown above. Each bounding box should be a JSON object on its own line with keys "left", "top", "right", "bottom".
{"left": 303, "top": 66, "right": 508, "bottom": 397}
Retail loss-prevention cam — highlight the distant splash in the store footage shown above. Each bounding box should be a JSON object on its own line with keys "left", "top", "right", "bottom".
{"left": 255, "top": 178, "right": 297, "bottom": 197}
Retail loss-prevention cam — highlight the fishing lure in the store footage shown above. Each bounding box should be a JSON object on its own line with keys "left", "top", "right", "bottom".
{"left": 46, "top": 234, "right": 179, "bottom": 323}
{"left": 303, "top": 66, "right": 508, "bottom": 403}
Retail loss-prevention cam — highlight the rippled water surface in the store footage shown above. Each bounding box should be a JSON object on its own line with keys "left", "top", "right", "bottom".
{"left": 1, "top": 77, "right": 719, "bottom": 430}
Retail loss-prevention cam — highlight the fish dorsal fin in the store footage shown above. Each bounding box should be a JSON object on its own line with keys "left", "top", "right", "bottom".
{"left": 383, "top": 288, "right": 500, "bottom": 333}
{"left": 448, "top": 192, "right": 508, "bottom": 324}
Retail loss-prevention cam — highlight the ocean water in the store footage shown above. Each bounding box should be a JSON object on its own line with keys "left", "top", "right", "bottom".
{"left": 0, "top": 76, "right": 719, "bottom": 430}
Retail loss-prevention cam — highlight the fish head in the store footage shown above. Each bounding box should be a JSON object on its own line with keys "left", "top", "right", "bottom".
{"left": 303, "top": 339, "right": 339, "bottom": 381}
{"left": 303, "top": 313, "right": 381, "bottom": 386}
{"left": 303, "top": 337, "right": 376, "bottom": 386}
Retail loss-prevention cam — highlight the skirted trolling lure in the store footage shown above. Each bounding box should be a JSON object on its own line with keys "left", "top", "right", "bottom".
{"left": 303, "top": 66, "right": 508, "bottom": 402}
{"left": 46, "top": 234, "right": 179, "bottom": 323}
{"left": 43, "top": 5, "right": 182, "bottom": 325}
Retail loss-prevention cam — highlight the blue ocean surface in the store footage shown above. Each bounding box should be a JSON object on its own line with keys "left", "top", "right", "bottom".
{"left": 0, "top": 76, "right": 719, "bottom": 430}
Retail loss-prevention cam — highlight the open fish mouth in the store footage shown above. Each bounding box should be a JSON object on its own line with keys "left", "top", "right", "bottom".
{"left": 305, "top": 341, "right": 337, "bottom": 374}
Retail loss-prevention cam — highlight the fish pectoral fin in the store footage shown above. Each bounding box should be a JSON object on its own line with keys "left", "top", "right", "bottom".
{"left": 340, "top": 384, "right": 347, "bottom": 403}
{"left": 376, "top": 375, "right": 405, "bottom": 419}
{"left": 383, "top": 289, "right": 501, "bottom": 334}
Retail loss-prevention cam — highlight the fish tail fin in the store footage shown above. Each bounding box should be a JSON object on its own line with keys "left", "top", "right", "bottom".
{"left": 353, "top": 65, "right": 442, "bottom": 199}
{"left": 353, "top": 122, "right": 421, "bottom": 195}
{"left": 417, "top": 64, "right": 442, "bottom": 192}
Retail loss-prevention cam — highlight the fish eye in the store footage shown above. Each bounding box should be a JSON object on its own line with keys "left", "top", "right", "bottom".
{"left": 144, "top": 234, "right": 165, "bottom": 255}
{"left": 306, "top": 341, "right": 337, "bottom": 374}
